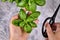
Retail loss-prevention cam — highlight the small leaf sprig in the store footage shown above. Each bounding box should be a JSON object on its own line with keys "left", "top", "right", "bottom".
{"left": 1, "top": 0, "right": 46, "bottom": 33}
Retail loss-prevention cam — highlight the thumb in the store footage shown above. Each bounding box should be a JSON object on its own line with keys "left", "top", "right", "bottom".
{"left": 10, "top": 15, "right": 22, "bottom": 36}
{"left": 45, "top": 23, "right": 54, "bottom": 38}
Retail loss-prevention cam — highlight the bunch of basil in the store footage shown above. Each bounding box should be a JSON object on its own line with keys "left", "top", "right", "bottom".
{"left": 1, "top": 0, "right": 46, "bottom": 33}
{"left": 2, "top": 0, "right": 46, "bottom": 12}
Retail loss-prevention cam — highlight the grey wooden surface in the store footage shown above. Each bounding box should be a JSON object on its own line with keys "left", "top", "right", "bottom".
{"left": 0, "top": 0, "right": 60, "bottom": 40}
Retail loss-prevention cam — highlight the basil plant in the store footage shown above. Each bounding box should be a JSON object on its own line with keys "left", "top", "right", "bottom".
{"left": 12, "top": 9, "right": 40, "bottom": 33}
{"left": 1, "top": 0, "right": 46, "bottom": 33}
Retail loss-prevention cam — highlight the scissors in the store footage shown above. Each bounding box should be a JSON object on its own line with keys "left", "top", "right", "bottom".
{"left": 42, "top": 4, "right": 60, "bottom": 38}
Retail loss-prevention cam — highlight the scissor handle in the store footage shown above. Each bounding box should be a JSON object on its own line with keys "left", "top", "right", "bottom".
{"left": 42, "top": 17, "right": 51, "bottom": 38}
{"left": 42, "top": 17, "right": 55, "bottom": 38}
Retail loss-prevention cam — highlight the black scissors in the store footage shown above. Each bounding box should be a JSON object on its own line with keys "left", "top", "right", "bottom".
{"left": 42, "top": 4, "right": 60, "bottom": 38}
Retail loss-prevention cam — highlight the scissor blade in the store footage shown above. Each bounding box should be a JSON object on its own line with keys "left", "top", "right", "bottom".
{"left": 52, "top": 4, "right": 60, "bottom": 19}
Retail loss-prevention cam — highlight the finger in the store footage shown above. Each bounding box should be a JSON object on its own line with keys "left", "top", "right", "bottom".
{"left": 10, "top": 15, "right": 22, "bottom": 37}
{"left": 45, "top": 23, "right": 54, "bottom": 38}
{"left": 45, "top": 38, "right": 48, "bottom": 40}
{"left": 54, "top": 23, "right": 60, "bottom": 32}
{"left": 10, "top": 15, "right": 21, "bottom": 31}
{"left": 23, "top": 32, "right": 29, "bottom": 38}
{"left": 10, "top": 15, "right": 18, "bottom": 23}
{"left": 34, "top": 19, "right": 39, "bottom": 24}
{"left": 51, "top": 23, "right": 57, "bottom": 32}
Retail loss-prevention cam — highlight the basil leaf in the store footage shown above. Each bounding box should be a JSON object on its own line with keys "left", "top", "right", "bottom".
{"left": 15, "top": 0, "right": 21, "bottom": 3}
{"left": 27, "top": 16, "right": 34, "bottom": 22}
{"left": 19, "top": 21, "right": 25, "bottom": 27}
{"left": 19, "top": 9, "right": 26, "bottom": 20}
{"left": 35, "top": 0, "right": 46, "bottom": 6}
{"left": 28, "top": 0, "right": 36, "bottom": 12}
{"left": 1, "top": 0, "right": 7, "bottom": 2}
{"left": 27, "top": 11, "right": 40, "bottom": 22}
{"left": 25, "top": 4, "right": 29, "bottom": 11}
{"left": 29, "top": 22, "right": 37, "bottom": 27}
{"left": 30, "top": 11, "right": 40, "bottom": 20}
{"left": 17, "top": 0, "right": 26, "bottom": 7}
{"left": 12, "top": 19, "right": 22, "bottom": 26}
{"left": 26, "top": 0, "right": 29, "bottom": 3}
{"left": 24, "top": 24, "right": 32, "bottom": 33}
{"left": 8, "top": 0, "right": 14, "bottom": 3}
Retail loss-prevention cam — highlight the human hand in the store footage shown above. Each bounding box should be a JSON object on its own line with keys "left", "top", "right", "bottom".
{"left": 9, "top": 15, "right": 29, "bottom": 40}
{"left": 9, "top": 15, "right": 39, "bottom": 40}
{"left": 45, "top": 23, "right": 60, "bottom": 40}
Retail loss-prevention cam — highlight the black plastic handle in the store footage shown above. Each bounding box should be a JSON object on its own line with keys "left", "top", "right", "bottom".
{"left": 42, "top": 17, "right": 51, "bottom": 38}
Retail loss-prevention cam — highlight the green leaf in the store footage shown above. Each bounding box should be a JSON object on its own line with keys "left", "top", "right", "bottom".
{"left": 15, "top": 0, "right": 21, "bottom": 3}
{"left": 25, "top": 4, "right": 29, "bottom": 11}
{"left": 27, "top": 11, "right": 40, "bottom": 22}
{"left": 24, "top": 24, "right": 32, "bottom": 33}
{"left": 29, "top": 22, "right": 37, "bottom": 27}
{"left": 19, "top": 21, "right": 25, "bottom": 27}
{"left": 12, "top": 19, "right": 22, "bottom": 26}
{"left": 8, "top": 0, "right": 14, "bottom": 3}
{"left": 30, "top": 11, "right": 40, "bottom": 20}
{"left": 17, "top": 0, "right": 26, "bottom": 7}
{"left": 1, "top": 0, "right": 7, "bottom": 2}
{"left": 28, "top": 0, "right": 37, "bottom": 12}
{"left": 27, "top": 16, "right": 34, "bottom": 22}
{"left": 35, "top": 0, "right": 46, "bottom": 6}
{"left": 19, "top": 9, "right": 26, "bottom": 20}
{"left": 26, "top": 0, "right": 29, "bottom": 3}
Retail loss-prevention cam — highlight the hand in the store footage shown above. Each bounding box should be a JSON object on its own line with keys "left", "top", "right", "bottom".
{"left": 9, "top": 15, "right": 39, "bottom": 40}
{"left": 45, "top": 23, "right": 60, "bottom": 40}
{"left": 9, "top": 15, "right": 29, "bottom": 40}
